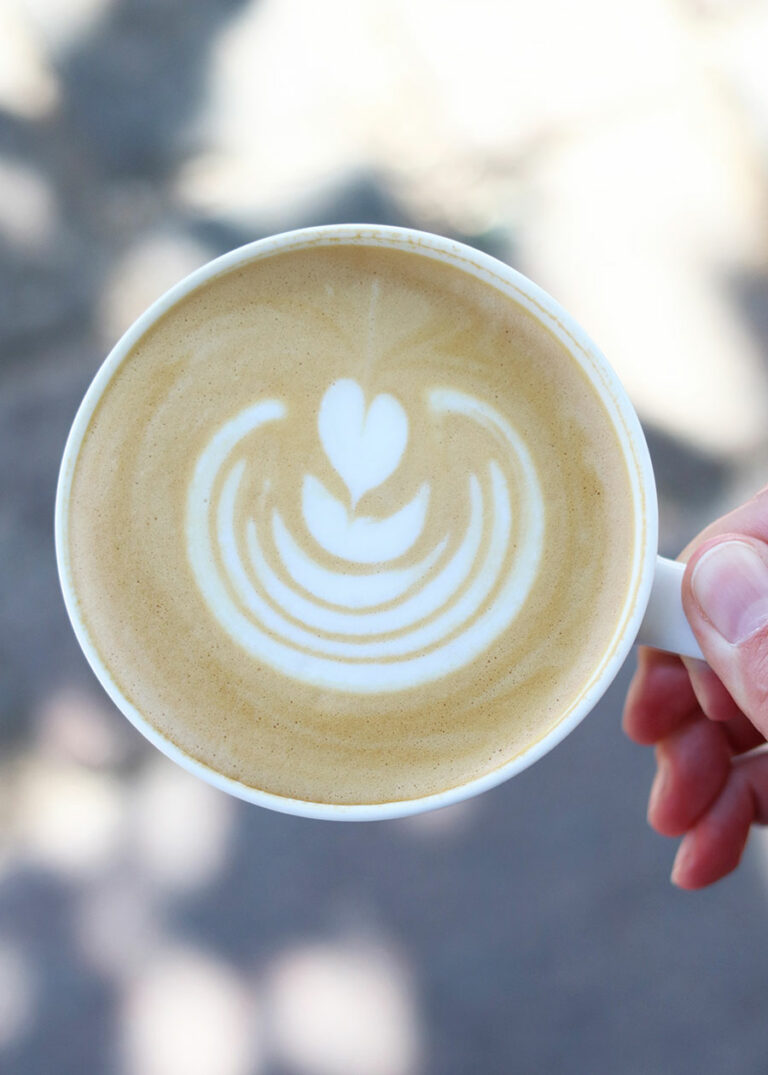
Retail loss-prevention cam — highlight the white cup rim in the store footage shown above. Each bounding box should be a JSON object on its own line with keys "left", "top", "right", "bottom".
{"left": 55, "top": 223, "right": 658, "bottom": 821}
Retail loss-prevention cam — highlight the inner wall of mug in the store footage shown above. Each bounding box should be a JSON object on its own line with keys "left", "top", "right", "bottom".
{"left": 56, "top": 224, "right": 658, "bottom": 821}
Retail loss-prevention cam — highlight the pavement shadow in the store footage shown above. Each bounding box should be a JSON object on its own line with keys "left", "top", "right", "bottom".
{"left": 59, "top": 0, "right": 253, "bottom": 180}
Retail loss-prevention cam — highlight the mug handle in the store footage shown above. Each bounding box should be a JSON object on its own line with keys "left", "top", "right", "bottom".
{"left": 637, "top": 556, "right": 704, "bottom": 660}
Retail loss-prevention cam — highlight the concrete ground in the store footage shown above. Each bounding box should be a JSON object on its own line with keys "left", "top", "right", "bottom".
{"left": 3, "top": 1, "right": 768, "bottom": 1073}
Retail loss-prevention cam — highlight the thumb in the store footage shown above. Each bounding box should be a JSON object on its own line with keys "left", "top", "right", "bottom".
{"left": 683, "top": 535, "right": 768, "bottom": 737}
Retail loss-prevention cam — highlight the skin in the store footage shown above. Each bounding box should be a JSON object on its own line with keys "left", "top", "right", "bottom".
{"left": 623, "top": 484, "right": 768, "bottom": 889}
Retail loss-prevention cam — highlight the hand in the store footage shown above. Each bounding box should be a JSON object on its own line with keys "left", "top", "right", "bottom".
{"left": 623, "top": 485, "right": 768, "bottom": 889}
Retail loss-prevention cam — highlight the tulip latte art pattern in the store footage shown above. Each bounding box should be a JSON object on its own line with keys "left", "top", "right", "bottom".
{"left": 65, "top": 242, "right": 639, "bottom": 804}
{"left": 186, "top": 378, "right": 544, "bottom": 692}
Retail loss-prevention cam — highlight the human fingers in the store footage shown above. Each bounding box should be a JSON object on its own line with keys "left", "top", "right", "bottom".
{"left": 719, "top": 709, "right": 766, "bottom": 755}
{"left": 670, "top": 763, "right": 755, "bottom": 889}
{"left": 623, "top": 647, "right": 699, "bottom": 746}
{"left": 682, "top": 535, "right": 768, "bottom": 740}
{"left": 647, "top": 716, "right": 732, "bottom": 838}
{"left": 643, "top": 694, "right": 762, "bottom": 839}
{"left": 676, "top": 483, "right": 768, "bottom": 735}
{"left": 680, "top": 656, "right": 744, "bottom": 723}
{"left": 670, "top": 749, "right": 768, "bottom": 889}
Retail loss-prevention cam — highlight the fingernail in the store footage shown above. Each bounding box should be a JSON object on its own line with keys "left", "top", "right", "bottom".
{"left": 691, "top": 540, "right": 768, "bottom": 645}
{"left": 671, "top": 840, "right": 693, "bottom": 887}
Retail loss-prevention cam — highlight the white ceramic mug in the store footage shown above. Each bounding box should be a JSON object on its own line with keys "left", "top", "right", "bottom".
{"left": 55, "top": 224, "right": 702, "bottom": 821}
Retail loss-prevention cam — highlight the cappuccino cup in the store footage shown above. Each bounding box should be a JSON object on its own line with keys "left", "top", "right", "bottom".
{"left": 55, "top": 225, "right": 701, "bottom": 820}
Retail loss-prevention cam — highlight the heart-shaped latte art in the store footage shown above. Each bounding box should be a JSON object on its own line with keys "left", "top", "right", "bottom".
{"left": 318, "top": 379, "right": 408, "bottom": 507}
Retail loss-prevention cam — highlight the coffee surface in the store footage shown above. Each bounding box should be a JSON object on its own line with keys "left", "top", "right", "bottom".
{"left": 66, "top": 242, "right": 635, "bottom": 803}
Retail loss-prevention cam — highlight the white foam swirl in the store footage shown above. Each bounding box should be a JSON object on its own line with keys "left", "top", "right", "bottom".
{"left": 270, "top": 513, "right": 448, "bottom": 609}
{"left": 186, "top": 381, "right": 544, "bottom": 693}
{"left": 247, "top": 482, "right": 477, "bottom": 635}
{"left": 301, "top": 474, "right": 430, "bottom": 563}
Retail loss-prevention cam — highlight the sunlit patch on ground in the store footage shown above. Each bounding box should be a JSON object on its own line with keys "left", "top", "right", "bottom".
{"left": 11, "top": 756, "right": 125, "bottom": 879}
{"left": 20, "top": 0, "right": 113, "bottom": 53}
{"left": 396, "top": 798, "right": 478, "bottom": 838}
{"left": 0, "top": 938, "right": 37, "bottom": 1051}
{"left": 74, "top": 872, "right": 164, "bottom": 980}
{"left": 119, "top": 945, "right": 259, "bottom": 1075}
{"left": 0, "top": 2, "right": 59, "bottom": 118}
{"left": 99, "top": 232, "right": 216, "bottom": 344}
{"left": 35, "top": 685, "right": 132, "bottom": 769}
{"left": 262, "top": 936, "right": 421, "bottom": 1075}
{"left": 0, "top": 157, "right": 57, "bottom": 251}
{"left": 129, "top": 758, "right": 235, "bottom": 893}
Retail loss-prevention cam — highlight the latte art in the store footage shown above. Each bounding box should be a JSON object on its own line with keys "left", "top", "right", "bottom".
{"left": 63, "top": 239, "right": 637, "bottom": 805}
{"left": 186, "top": 379, "right": 544, "bottom": 692}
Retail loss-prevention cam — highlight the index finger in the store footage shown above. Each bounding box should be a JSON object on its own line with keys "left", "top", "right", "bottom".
{"left": 623, "top": 646, "right": 699, "bottom": 745}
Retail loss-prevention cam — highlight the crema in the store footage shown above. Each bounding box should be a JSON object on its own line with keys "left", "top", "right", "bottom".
{"left": 66, "top": 242, "right": 635, "bottom": 804}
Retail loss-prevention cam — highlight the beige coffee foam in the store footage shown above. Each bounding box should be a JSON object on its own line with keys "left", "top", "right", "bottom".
{"left": 67, "top": 244, "right": 635, "bottom": 803}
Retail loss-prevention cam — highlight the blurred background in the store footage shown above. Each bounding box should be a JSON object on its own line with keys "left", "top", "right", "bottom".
{"left": 3, "top": 0, "right": 768, "bottom": 1072}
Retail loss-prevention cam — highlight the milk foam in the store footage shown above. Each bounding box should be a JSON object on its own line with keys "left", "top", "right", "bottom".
{"left": 186, "top": 378, "right": 544, "bottom": 692}
{"left": 67, "top": 241, "right": 637, "bottom": 804}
